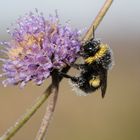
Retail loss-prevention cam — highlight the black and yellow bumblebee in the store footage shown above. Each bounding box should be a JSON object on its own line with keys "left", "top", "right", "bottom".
{"left": 59, "top": 27, "right": 113, "bottom": 98}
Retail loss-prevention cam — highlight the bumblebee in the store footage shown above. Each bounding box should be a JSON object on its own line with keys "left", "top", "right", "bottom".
{"left": 59, "top": 27, "right": 113, "bottom": 98}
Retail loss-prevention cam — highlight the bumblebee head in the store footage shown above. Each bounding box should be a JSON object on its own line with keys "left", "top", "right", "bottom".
{"left": 80, "top": 39, "right": 100, "bottom": 58}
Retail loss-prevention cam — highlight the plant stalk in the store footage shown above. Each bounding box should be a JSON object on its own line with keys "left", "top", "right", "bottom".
{"left": 0, "top": 0, "right": 113, "bottom": 139}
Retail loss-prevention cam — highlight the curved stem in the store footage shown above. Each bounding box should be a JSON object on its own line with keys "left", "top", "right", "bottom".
{"left": 0, "top": 0, "right": 113, "bottom": 139}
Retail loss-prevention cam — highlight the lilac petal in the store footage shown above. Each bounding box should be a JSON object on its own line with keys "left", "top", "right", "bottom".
{"left": 37, "top": 56, "right": 48, "bottom": 64}
{"left": 0, "top": 10, "right": 82, "bottom": 87}
{"left": 20, "top": 81, "right": 26, "bottom": 88}
{"left": 28, "top": 64, "right": 38, "bottom": 71}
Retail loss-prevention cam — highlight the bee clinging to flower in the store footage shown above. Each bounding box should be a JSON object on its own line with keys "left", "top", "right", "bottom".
{"left": 59, "top": 27, "right": 113, "bottom": 98}
{"left": 0, "top": 10, "right": 113, "bottom": 98}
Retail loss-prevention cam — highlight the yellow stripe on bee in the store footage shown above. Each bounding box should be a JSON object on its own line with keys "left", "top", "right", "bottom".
{"left": 85, "top": 44, "right": 109, "bottom": 64}
{"left": 89, "top": 77, "right": 100, "bottom": 87}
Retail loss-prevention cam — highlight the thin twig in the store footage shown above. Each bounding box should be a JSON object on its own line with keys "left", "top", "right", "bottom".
{"left": 0, "top": 86, "right": 52, "bottom": 140}
{"left": 0, "top": 0, "right": 113, "bottom": 139}
{"left": 83, "top": 0, "right": 113, "bottom": 42}
{"left": 0, "top": 67, "right": 69, "bottom": 140}
{"left": 35, "top": 0, "right": 113, "bottom": 140}
{"left": 35, "top": 86, "right": 59, "bottom": 140}
{"left": 35, "top": 70, "right": 59, "bottom": 140}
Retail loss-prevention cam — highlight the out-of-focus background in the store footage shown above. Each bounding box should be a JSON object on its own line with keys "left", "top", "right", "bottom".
{"left": 0, "top": 0, "right": 140, "bottom": 140}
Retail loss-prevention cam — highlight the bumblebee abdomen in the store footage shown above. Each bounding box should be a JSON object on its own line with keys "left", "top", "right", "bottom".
{"left": 69, "top": 71, "right": 101, "bottom": 95}
{"left": 89, "top": 76, "right": 100, "bottom": 88}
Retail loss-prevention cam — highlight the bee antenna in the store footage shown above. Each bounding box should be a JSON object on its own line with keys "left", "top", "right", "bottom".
{"left": 92, "top": 26, "right": 95, "bottom": 39}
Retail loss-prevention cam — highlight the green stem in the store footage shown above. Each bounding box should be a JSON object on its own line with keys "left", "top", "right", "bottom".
{"left": 0, "top": 0, "right": 113, "bottom": 139}
{"left": 0, "top": 86, "right": 52, "bottom": 140}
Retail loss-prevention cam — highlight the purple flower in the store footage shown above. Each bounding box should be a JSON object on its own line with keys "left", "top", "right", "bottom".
{"left": 0, "top": 10, "right": 82, "bottom": 87}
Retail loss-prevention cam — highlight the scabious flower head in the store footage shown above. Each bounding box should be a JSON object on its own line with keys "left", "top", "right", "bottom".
{"left": 0, "top": 10, "right": 81, "bottom": 87}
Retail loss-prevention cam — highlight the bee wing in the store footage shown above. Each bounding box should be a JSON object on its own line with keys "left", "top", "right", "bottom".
{"left": 100, "top": 69, "right": 107, "bottom": 98}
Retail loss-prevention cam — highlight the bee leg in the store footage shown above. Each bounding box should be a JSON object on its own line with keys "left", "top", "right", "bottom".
{"left": 70, "top": 63, "right": 85, "bottom": 70}
{"left": 58, "top": 72, "right": 73, "bottom": 79}
{"left": 92, "top": 25, "right": 95, "bottom": 38}
{"left": 58, "top": 71, "right": 78, "bottom": 82}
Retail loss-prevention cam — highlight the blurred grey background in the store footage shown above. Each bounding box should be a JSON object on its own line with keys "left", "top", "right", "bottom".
{"left": 0, "top": 0, "right": 140, "bottom": 140}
